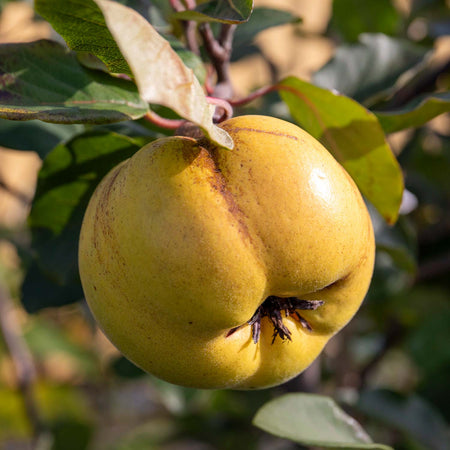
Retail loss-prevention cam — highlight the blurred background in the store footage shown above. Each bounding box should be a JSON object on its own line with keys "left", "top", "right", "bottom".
{"left": 0, "top": 0, "right": 449, "bottom": 449}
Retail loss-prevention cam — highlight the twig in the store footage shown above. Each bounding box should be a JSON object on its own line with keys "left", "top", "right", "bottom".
{"left": 183, "top": 0, "right": 196, "bottom": 10}
{"left": 0, "top": 283, "right": 47, "bottom": 442}
{"left": 0, "top": 178, "right": 30, "bottom": 205}
{"left": 170, "top": 0, "right": 200, "bottom": 55}
{"left": 169, "top": 0, "right": 184, "bottom": 12}
{"left": 206, "top": 96, "right": 233, "bottom": 122}
{"left": 381, "top": 57, "right": 450, "bottom": 109}
{"left": 145, "top": 96, "right": 232, "bottom": 129}
{"left": 229, "top": 85, "right": 276, "bottom": 107}
{"left": 204, "top": 64, "right": 216, "bottom": 95}
{"left": 217, "top": 23, "right": 236, "bottom": 55}
{"left": 171, "top": 0, "right": 235, "bottom": 98}
{"left": 199, "top": 23, "right": 236, "bottom": 99}
{"left": 200, "top": 23, "right": 227, "bottom": 60}
{"left": 185, "top": 20, "right": 200, "bottom": 55}
{"left": 144, "top": 111, "right": 185, "bottom": 129}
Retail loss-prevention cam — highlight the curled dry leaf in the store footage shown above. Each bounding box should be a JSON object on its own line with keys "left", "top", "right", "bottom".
{"left": 94, "top": 0, "right": 233, "bottom": 150}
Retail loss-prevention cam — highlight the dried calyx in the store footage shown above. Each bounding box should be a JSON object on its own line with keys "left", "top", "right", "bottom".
{"left": 226, "top": 296, "right": 324, "bottom": 344}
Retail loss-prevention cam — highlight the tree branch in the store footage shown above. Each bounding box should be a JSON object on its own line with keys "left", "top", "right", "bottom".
{"left": 144, "top": 111, "right": 185, "bottom": 129}
{"left": 169, "top": 0, "right": 184, "bottom": 12}
{"left": 218, "top": 23, "right": 236, "bottom": 55}
{"left": 382, "top": 57, "right": 450, "bottom": 109}
{"left": 199, "top": 23, "right": 236, "bottom": 99}
{"left": 170, "top": 0, "right": 200, "bottom": 55}
{"left": 0, "top": 177, "right": 30, "bottom": 205}
{"left": 185, "top": 20, "right": 200, "bottom": 55}
{"left": 0, "top": 283, "right": 47, "bottom": 442}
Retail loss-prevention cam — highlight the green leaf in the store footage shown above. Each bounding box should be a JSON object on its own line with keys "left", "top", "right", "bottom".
{"left": 31, "top": 129, "right": 148, "bottom": 244}
{"left": 36, "top": 0, "right": 231, "bottom": 148}
{"left": 357, "top": 389, "right": 450, "bottom": 450}
{"left": 278, "top": 76, "right": 404, "bottom": 224}
{"left": 35, "top": 383, "right": 94, "bottom": 426}
{"left": 375, "top": 92, "right": 450, "bottom": 134}
{"left": 173, "top": 0, "right": 254, "bottom": 24}
{"left": 371, "top": 206, "right": 417, "bottom": 274}
{"left": 0, "top": 40, "right": 148, "bottom": 124}
{"left": 75, "top": 33, "right": 206, "bottom": 89}
{"left": 0, "top": 119, "right": 83, "bottom": 158}
{"left": 408, "top": 306, "right": 450, "bottom": 374}
{"left": 110, "top": 356, "right": 146, "bottom": 379}
{"left": 148, "top": 0, "right": 174, "bottom": 26}
{"left": 0, "top": 388, "right": 29, "bottom": 439}
{"left": 331, "top": 0, "right": 401, "bottom": 42}
{"left": 48, "top": 420, "right": 93, "bottom": 450}
{"left": 233, "top": 7, "right": 301, "bottom": 48}
{"left": 35, "top": 0, "right": 131, "bottom": 75}
{"left": 253, "top": 393, "right": 392, "bottom": 449}
{"left": 402, "top": 128, "right": 450, "bottom": 195}
{"left": 0, "top": 384, "right": 93, "bottom": 442}
{"left": 94, "top": 0, "right": 233, "bottom": 149}
{"left": 36, "top": 0, "right": 201, "bottom": 83}
{"left": 24, "top": 131, "right": 149, "bottom": 311}
{"left": 21, "top": 261, "right": 84, "bottom": 312}
{"left": 313, "top": 34, "right": 430, "bottom": 103}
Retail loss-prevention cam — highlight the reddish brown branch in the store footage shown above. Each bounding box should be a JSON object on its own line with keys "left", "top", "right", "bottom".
{"left": 185, "top": 20, "right": 200, "bottom": 55}
{"left": 206, "top": 96, "right": 233, "bottom": 122}
{"left": 199, "top": 23, "right": 236, "bottom": 99}
{"left": 170, "top": 0, "right": 200, "bottom": 55}
{"left": 229, "top": 85, "right": 277, "bottom": 107}
{"left": 144, "top": 111, "right": 185, "bottom": 129}
{"left": 0, "top": 178, "right": 30, "bottom": 205}
{"left": 169, "top": 0, "right": 184, "bottom": 12}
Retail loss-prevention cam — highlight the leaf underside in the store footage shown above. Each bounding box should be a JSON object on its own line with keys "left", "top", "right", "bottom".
{"left": 253, "top": 393, "right": 393, "bottom": 449}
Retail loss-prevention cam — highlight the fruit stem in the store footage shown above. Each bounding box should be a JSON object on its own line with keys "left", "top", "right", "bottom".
{"left": 144, "top": 111, "right": 185, "bottom": 130}
{"left": 206, "top": 96, "right": 233, "bottom": 122}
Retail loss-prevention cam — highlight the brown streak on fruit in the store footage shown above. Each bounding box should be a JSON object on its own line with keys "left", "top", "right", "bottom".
{"left": 354, "top": 247, "right": 370, "bottom": 274}
{"left": 195, "top": 146, "right": 252, "bottom": 242}
{"left": 93, "top": 164, "right": 125, "bottom": 270}
{"left": 222, "top": 126, "right": 299, "bottom": 141}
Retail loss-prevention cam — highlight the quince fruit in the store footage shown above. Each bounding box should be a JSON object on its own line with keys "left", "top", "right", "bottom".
{"left": 79, "top": 115, "right": 375, "bottom": 389}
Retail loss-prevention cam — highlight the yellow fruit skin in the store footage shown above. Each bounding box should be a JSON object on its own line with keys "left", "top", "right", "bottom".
{"left": 79, "top": 115, "right": 375, "bottom": 389}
